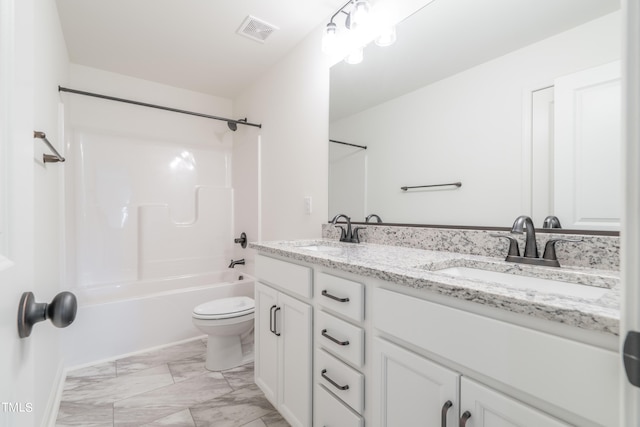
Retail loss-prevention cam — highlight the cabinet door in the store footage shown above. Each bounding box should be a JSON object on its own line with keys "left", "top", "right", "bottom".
{"left": 278, "top": 291, "right": 313, "bottom": 427}
{"left": 373, "top": 338, "right": 459, "bottom": 427}
{"left": 460, "top": 378, "right": 570, "bottom": 427}
{"left": 254, "top": 281, "right": 279, "bottom": 406}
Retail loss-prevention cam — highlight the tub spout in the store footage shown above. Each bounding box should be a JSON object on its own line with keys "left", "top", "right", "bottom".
{"left": 229, "top": 259, "right": 245, "bottom": 268}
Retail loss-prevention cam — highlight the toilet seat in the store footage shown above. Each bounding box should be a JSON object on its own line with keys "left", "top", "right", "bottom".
{"left": 193, "top": 296, "right": 255, "bottom": 320}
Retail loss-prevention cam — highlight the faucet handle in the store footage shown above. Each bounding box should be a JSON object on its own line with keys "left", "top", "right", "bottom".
{"left": 542, "top": 238, "right": 582, "bottom": 261}
{"left": 334, "top": 225, "right": 347, "bottom": 240}
{"left": 352, "top": 227, "right": 364, "bottom": 243}
{"left": 490, "top": 233, "right": 520, "bottom": 257}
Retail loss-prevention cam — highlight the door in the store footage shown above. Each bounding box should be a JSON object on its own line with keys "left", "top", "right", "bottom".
{"left": 254, "top": 281, "right": 279, "bottom": 406}
{"left": 0, "top": 0, "right": 36, "bottom": 426}
{"left": 459, "top": 378, "right": 569, "bottom": 427}
{"left": 553, "top": 61, "right": 621, "bottom": 231}
{"left": 621, "top": 0, "right": 640, "bottom": 425}
{"left": 373, "top": 337, "right": 459, "bottom": 427}
{"left": 277, "top": 292, "right": 312, "bottom": 427}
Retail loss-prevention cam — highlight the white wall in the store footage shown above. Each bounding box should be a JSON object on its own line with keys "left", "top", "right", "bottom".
{"left": 330, "top": 12, "right": 621, "bottom": 227}
{"left": 234, "top": 28, "right": 331, "bottom": 250}
{"left": 32, "top": 0, "right": 69, "bottom": 424}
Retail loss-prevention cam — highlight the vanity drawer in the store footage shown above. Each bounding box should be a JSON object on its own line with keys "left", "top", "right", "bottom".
{"left": 317, "top": 349, "right": 364, "bottom": 413}
{"left": 255, "top": 254, "right": 312, "bottom": 299}
{"left": 315, "top": 384, "right": 364, "bottom": 427}
{"left": 317, "top": 272, "right": 364, "bottom": 322}
{"left": 317, "top": 310, "right": 364, "bottom": 367}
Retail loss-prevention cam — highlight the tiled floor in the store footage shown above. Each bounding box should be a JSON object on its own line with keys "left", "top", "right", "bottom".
{"left": 56, "top": 338, "right": 289, "bottom": 427}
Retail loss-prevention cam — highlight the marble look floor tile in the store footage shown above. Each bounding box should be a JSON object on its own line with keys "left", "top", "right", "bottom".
{"left": 63, "top": 361, "right": 117, "bottom": 392}
{"left": 55, "top": 401, "right": 113, "bottom": 427}
{"left": 140, "top": 409, "right": 196, "bottom": 426}
{"left": 168, "top": 353, "right": 208, "bottom": 383}
{"left": 260, "top": 411, "right": 290, "bottom": 427}
{"left": 113, "top": 371, "right": 231, "bottom": 427}
{"left": 189, "top": 384, "right": 276, "bottom": 427}
{"left": 61, "top": 364, "right": 174, "bottom": 405}
{"left": 240, "top": 419, "right": 267, "bottom": 427}
{"left": 221, "top": 362, "right": 255, "bottom": 391}
{"left": 117, "top": 339, "right": 206, "bottom": 376}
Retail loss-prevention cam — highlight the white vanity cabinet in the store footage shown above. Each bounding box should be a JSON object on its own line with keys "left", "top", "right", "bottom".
{"left": 252, "top": 248, "right": 619, "bottom": 427}
{"left": 459, "top": 377, "right": 570, "bottom": 427}
{"left": 254, "top": 255, "right": 313, "bottom": 427}
{"left": 373, "top": 287, "right": 618, "bottom": 427}
{"left": 373, "top": 337, "right": 570, "bottom": 427}
{"left": 373, "top": 337, "right": 460, "bottom": 427}
{"left": 314, "top": 272, "right": 366, "bottom": 426}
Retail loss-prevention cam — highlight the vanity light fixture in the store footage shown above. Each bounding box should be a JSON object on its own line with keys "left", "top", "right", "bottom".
{"left": 322, "top": 0, "right": 395, "bottom": 64}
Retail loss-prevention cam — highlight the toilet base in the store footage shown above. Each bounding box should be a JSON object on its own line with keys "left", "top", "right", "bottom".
{"left": 205, "top": 334, "right": 247, "bottom": 371}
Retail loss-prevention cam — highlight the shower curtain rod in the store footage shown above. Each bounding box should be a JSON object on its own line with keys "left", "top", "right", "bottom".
{"left": 58, "top": 86, "right": 262, "bottom": 129}
{"left": 329, "top": 139, "right": 367, "bottom": 150}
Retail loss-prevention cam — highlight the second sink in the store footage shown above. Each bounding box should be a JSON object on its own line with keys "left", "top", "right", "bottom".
{"left": 436, "top": 266, "right": 610, "bottom": 300}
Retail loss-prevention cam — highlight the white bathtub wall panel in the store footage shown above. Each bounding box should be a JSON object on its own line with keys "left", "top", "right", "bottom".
{"left": 72, "top": 127, "right": 234, "bottom": 286}
{"left": 139, "top": 187, "right": 234, "bottom": 279}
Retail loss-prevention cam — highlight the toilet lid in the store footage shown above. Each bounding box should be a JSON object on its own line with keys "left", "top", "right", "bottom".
{"left": 193, "top": 296, "right": 255, "bottom": 320}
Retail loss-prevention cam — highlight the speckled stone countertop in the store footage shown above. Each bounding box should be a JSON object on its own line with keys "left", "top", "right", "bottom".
{"left": 249, "top": 239, "right": 620, "bottom": 336}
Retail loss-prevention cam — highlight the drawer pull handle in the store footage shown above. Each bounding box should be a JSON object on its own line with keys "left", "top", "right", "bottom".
{"left": 441, "top": 400, "right": 453, "bottom": 427}
{"left": 269, "top": 305, "right": 276, "bottom": 334}
{"left": 321, "top": 369, "right": 349, "bottom": 390}
{"left": 321, "top": 329, "right": 349, "bottom": 346}
{"left": 459, "top": 411, "right": 471, "bottom": 427}
{"left": 273, "top": 306, "right": 281, "bottom": 336}
{"left": 322, "top": 290, "right": 350, "bottom": 303}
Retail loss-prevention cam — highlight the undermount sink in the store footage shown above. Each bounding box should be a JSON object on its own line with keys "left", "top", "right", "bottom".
{"left": 296, "top": 244, "right": 344, "bottom": 255}
{"left": 436, "top": 267, "right": 609, "bottom": 300}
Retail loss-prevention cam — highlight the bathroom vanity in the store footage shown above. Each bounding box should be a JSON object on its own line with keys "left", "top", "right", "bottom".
{"left": 250, "top": 239, "right": 619, "bottom": 427}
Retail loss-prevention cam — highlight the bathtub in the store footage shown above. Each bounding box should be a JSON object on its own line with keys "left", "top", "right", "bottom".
{"left": 62, "top": 271, "right": 254, "bottom": 367}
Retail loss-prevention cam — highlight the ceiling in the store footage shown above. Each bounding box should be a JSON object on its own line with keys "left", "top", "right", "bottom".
{"left": 330, "top": 0, "right": 621, "bottom": 121}
{"left": 55, "top": 0, "right": 347, "bottom": 98}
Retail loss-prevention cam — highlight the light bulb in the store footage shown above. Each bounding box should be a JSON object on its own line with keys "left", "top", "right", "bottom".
{"left": 322, "top": 22, "right": 338, "bottom": 54}
{"left": 350, "top": 0, "right": 370, "bottom": 30}
{"left": 375, "top": 25, "right": 396, "bottom": 47}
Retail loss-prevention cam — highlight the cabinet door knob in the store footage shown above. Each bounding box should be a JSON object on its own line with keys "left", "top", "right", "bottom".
{"left": 459, "top": 411, "right": 471, "bottom": 427}
{"left": 321, "top": 290, "right": 350, "bottom": 302}
{"left": 321, "top": 369, "right": 349, "bottom": 391}
{"left": 321, "top": 329, "right": 349, "bottom": 346}
{"left": 441, "top": 400, "right": 453, "bottom": 427}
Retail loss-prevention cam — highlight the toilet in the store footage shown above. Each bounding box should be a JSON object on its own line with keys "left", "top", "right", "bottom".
{"left": 192, "top": 296, "right": 255, "bottom": 371}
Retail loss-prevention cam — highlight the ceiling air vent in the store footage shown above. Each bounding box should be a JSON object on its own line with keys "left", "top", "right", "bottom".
{"left": 237, "top": 15, "right": 279, "bottom": 43}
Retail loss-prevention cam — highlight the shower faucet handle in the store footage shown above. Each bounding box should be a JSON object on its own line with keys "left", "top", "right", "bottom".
{"left": 234, "top": 232, "right": 247, "bottom": 248}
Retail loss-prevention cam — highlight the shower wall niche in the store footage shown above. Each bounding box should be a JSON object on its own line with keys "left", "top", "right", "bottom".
{"left": 64, "top": 88, "right": 236, "bottom": 288}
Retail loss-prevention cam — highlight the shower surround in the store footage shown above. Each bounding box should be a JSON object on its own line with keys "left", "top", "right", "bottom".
{"left": 60, "top": 67, "right": 243, "bottom": 364}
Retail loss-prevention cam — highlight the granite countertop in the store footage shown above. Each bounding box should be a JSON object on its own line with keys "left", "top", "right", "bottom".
{"left": 249, "top": 239, "right": 620, "bottom": 336}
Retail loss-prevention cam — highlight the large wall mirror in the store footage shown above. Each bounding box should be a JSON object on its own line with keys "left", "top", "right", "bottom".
{"left": 329, "top": 0, "right": 621, "bottom": 232}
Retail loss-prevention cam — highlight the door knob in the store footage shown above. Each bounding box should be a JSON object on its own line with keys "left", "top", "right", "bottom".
{"left": 17, "top": 291, "right": 77, "bottom": 338}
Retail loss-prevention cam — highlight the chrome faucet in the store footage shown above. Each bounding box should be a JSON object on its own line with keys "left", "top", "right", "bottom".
{"left": 228, "top": 259, "right": 245, "bottom": 268}
{"left": 330, "top": 214, "right": 362, "bottom": 243}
